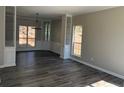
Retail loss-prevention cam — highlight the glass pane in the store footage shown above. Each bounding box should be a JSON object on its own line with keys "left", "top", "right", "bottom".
{"left": 73, "top": 42, "right": 81, "bottom": 56}
{"left": 28, "top": 26, "right": 35, "bottom": 38}
{"left": 72, "top": 26, "right": 83, "bottom": 57}
{"left": 44, "top": 22, "right": 51, "bottom": 41}
{"left": 45, "top": 23, "right": 48, "bottom": 41}
{"left": 19, "top": 38, "right": 27, "bottom": 45}
{"left": 48, "top": 23, "right": 51, "bottom": 41}
{"left": 74, "top": 26, "right": 82, "bottom": 43}
{"left": 19, "top": 26, "right": 27, "bottom": 45}
{"left": 28, "top": 26, "right": 35, "bottom": 47}
{"left": 28, "top": 39, "right": 35, "bottom": 47}
{"left": 19, "top": 26, "right": 27, "bottom": 38}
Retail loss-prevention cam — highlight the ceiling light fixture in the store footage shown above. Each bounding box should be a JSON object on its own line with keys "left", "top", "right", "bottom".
{"left": 32, "top": 13, "right": 42, "bottom": 30}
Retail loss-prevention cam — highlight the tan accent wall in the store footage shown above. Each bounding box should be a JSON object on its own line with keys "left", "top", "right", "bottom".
{"left": 73, "top": 7, "right": 124, "bottom": 76}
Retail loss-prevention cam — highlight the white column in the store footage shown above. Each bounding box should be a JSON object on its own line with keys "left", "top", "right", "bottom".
{"left": 0, "top": 6, "right": 5, "bottom": 68}
{"left": 60, "top": 15, "right": 72, "bottom": 59}
{"left": 4, "top": 6, "right": 16, "bottom": 67}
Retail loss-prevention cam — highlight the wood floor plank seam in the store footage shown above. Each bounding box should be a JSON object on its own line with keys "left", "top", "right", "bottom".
{"left": 0, "top": 51, "right": 123, "bottom": 87}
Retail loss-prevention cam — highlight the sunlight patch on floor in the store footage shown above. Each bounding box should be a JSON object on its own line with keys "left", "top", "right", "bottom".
{"left": 85, "top": 80, "right": 119, "bottom": 87}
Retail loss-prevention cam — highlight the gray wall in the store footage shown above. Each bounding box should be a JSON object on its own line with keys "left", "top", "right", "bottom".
{"left": 72, "top": 7, "right": 124, "bottom": 76}
{"left": 51, "top": 19, "right": 62, "bottom": 43}
{"left": 0, "top": 6, "right": 5, "bottom": 65}
{"left": 50, "top": 19, "right": 62, "bottom": 54}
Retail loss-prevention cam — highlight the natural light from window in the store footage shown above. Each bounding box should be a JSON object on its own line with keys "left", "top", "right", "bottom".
{"left": 19, "top": 26, "right": 27, "bottom": 45}
{"left": 85, "top": 80, "right": 118, "bottom": 87}
{"left": 28, "top": 26, "right": 35, "bottom": 47}
{"left": 72, "top": 25, "right": 83, "bottom": 57}
{"left": 19, "top": 25, "right": 35, "bottom": 47}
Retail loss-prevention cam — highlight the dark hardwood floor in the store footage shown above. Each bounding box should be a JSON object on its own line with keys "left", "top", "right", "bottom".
{"left": 0, "top": 51, "right": 123, "bottom": 87}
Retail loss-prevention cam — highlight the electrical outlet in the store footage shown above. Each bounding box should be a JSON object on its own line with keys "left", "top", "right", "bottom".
{"left": 90, "top": 57, "right": 94, "bottom": 62}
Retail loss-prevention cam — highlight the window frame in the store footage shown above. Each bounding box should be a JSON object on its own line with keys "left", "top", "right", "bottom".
{"left": 19, "top": 25, "right": 36, "bottom": 47}
{"left": 44, "top": 22, "right": 51, "bottom": 41}
{"left": 71, "top": 25, "right": 83, "bottom": 57}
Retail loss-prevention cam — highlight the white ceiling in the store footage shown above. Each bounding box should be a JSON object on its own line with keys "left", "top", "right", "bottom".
{"left": 17, "top": 6, "right": 117, "bottom": 19}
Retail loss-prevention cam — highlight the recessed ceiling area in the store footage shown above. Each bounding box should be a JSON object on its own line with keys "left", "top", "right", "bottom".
{"left": 17, "top": 6, "right": 117, "bottom": 19}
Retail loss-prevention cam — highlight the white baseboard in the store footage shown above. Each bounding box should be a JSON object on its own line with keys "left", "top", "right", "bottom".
{"left": 0, "top": 63, "right": 16, "bottom": 68}
{"left": 71, "top": 57, "right": 124, "bottom": 80}
{"left": 0, "top": 65, "right": 5, "bottom": 68}
{"left": 4, "top": 63, "right": 16, "bottom": 68}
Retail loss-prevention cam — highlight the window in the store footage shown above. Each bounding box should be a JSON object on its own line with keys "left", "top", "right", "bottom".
{"left": 19, "top": 26, "right": 27, "bottom": 45}
{"left": 72, "top": 25, "right": 83, "bottom": 57}
{"left": 44, "top": 22, "right": 51, "bottom": 41}
{"left": 28, "top": 26, "right": 35, "bottom": 47}
{"left": 19, "top": 25, "right": 35, "bottom": 47}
